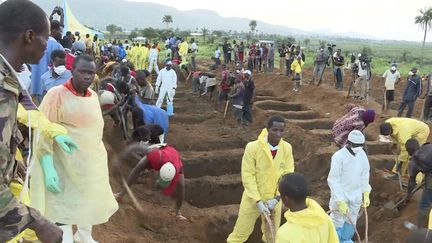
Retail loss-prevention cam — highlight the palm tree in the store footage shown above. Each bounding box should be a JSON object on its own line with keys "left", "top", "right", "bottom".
{"left": 162, "top": 15, "right": 173, "bottom": 29}
{"left": 249, "top": 20, "right": 257, "bottom": 33}
{"left": 414, "top": 7, "right": 432, "bottom": 47}
{"left": 201, "top": 28, "right": 208, "bottom": 43}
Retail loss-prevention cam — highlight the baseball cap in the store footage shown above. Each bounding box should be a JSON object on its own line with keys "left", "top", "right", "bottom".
{"left": 166, "top": 60, "right": 173, "bottom": 65}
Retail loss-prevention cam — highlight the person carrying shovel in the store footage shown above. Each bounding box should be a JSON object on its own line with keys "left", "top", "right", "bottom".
{"left": 327, "top": 130, "right": 371, "bottom": 243}
{"left": 379, "top": 117, "right": 430, "bottom": 177}
{"left": 115, "top": 138, "right": 186, "bottom": 221}
{"left": 405, "top": 139, "right": 432, "bottom": 228}
{"left": 227, "top": 115, "right": 295, "bottom": 243}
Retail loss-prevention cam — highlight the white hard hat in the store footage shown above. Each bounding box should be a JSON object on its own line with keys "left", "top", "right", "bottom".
{"left": 159, "top": 162, "right": 176, "bottom": 181}
{"left": 98, "top": 90, "right": 115, "bottom": 106}
{"left": 348, "top": 130, "right": 365, "bottom": 144}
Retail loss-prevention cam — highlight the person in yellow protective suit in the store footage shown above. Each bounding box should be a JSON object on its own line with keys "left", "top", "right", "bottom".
{"left": 130, "top": 43, "right": 138, "bottom": 68}
{"left": 227, "top": 115, "right": 295, "bottom": 243}
{"left": 141, "top": 44, "right": 150, "bottom": 70}
{"left": 135, "top": 43, "right": 144, "bottom": 70}
{"left": 276, "top": 172, "right": 338, "bottom": 243}
{"left": 16, "top": 85, "right": 78, "bottom": 160}
{"left": 7, "top": 150, "right": 38, "bottom": 243}
{"left": 178, "top": 38, "right": 189, "bottom": 62}
{"left": 30, "top": 55, "right": 119, "bottom": 243}
{"left": 379, "top": 117, "right": 430, "bottom": 176}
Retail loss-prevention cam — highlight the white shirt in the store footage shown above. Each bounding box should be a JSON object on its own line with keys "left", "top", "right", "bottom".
{"left": 191, "top": 42, "right": 198, "bottom": 51}
{"left": 215, "top": 50, "right": 221, "bottom": 58}
{"left": 355, "top": 60, "right": 368, "bottom": 76}
{"left": 382, "top": 70, "right": 401, "bottom": 90}
{"left": 156, "top": 68, "right": 177, "bottom": 89}
{"left": 149, "top": 48, "right": 158, "bottom": 60}
{"left": 327, "top": 147, "right": 371, "bottom": 202}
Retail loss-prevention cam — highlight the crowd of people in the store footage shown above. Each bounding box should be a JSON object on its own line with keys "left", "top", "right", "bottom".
{"left": 2, "top": 0, "right": 432, "bottom": 243}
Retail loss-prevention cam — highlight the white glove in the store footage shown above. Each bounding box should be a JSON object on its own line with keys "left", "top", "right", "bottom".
{"left": 155, "top": 86, "right": 159, "bottom": 94}
{"left": 257, "top": 201, "right": 270, "bottom": 215}
{"left": 266, "top": 198, "right": 280, "bottom": 210}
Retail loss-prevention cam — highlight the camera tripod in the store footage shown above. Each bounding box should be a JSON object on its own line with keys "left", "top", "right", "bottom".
{"left": 317, "top": 44, "right": 336, "bottom": 87}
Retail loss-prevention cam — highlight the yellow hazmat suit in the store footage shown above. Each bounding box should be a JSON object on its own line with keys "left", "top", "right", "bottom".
{"left": 130, "top": 46, "right": 138, "bottom": 68}
{"left": 141, "top": 46, "right": 150, "bottom": 70}
{"left": 30, "top": 85, "right": 118, "bottom": 225}
{"left": 7, "top": 150, "right": 38, "bottom": 243}
{"left": 227, "top": 129, "right": 294, "bottom": 243}
{"left": 386, "top": 118, "right": 430, "bottom": 175}
{"left": 275, "top": 198, "right": 339, "bottom": 243}
{"left": 179, "top": 40, "right": 189, "bottom": 61}
{"left": 17, "top": 104, "right": 68, "bottom": 138}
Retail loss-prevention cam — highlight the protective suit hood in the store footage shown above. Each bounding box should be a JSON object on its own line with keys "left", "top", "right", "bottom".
{"left": 284, "top": 198, "right": 328, "bottom": 228}
{"left": 257, "top": 128, "right": 284, "bottom": 146}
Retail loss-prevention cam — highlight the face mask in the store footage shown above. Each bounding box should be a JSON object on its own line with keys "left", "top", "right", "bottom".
{"left": 53, "top": 65, "right": 67, "bottom": 76}
{"left": 351, "top": 147, "right": 363, "bottom": 154}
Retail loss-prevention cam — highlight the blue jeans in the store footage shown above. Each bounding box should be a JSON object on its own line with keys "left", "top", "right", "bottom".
{"left": 334, "top": 67, "right": 344, "bottom": 89}
{"left": 242, "top": 103, "right": 253, "bottom": 123}
{"left": 419, "top": 188, "right": 432, "bottom": 210}
{"left": 398, "top": 98, "right": 416, "bottom": 118}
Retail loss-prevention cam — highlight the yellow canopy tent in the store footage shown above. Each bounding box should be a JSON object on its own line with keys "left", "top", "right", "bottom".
{"left": 63, "top": 0, "right": 104, "bottom": 39}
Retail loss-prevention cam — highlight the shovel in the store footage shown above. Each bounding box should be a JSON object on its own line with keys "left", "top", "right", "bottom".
{"left": 223, "top": 99, "right": 230, "bottom": 118}
{"left": 383, "top": 181, "right": 425, "bottom": 219}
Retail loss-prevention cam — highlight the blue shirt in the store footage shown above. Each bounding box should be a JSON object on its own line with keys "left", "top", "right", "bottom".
{"left": 135, "top": 96, "right": 169, "bottom": 134}
{"left": 29, "top": 37, "right": 63, "bottom": 96}
{"left": 40, "top": 69, "right": 72, "bottom": 94}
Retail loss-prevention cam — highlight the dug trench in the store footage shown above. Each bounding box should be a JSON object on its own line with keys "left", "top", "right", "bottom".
{"left": 95, "top": 65, "right": 430, "bottom": 243}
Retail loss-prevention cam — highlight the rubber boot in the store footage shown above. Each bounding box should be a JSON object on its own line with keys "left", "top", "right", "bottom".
{"left": 59, "top": 225, "right": 73, "bottom": 243}
{"left": 336, "top": 223, "right": 355, "bottom": 243}
{"left": 74, "top": 225, "right": 98, "bottom": 243}
{"left": 417, "top": 209, "right": 429, "bottom": 228}
{"left": 166, "top": 103, "right": 174, "bottom": 116}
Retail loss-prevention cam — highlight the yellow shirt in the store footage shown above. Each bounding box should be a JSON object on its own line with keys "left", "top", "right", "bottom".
{"left": 291, "top": 59, "right": 304, "bottom": 74}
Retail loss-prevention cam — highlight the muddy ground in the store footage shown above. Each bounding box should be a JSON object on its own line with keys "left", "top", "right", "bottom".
{"left": 93, "top": 63, "right": 430, "bottom": 243}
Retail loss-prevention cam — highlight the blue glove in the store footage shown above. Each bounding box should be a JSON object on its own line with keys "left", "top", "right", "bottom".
{"left": 40, "top": 155, "right": 61, "bottom": 193}
{"left": 54, "top": 135, "right": 78, "bottom": 154}
{"left": 266, "top": 197, "right": 280, "bottom": 210}
{"left": 257, "top": 201, "right": 270, "bottom": 215}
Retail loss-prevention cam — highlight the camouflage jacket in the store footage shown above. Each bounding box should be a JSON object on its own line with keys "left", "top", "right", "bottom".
{"left": 0, "top": 55, "right": 42, "bottom": 242}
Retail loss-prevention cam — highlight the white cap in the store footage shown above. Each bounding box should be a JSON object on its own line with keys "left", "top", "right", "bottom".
{"left": 166, "top": 60, "right": 173, "bottom": 65}
{"left": 121, "top": 59, "right": 127, "bottom": 63}
{"left": 98, "top": 90, "right": 115, "bottom": 106}
{"left": 159, "top": 162, "right": 176, "bottom": 181}
{"left": 244, "top": 70, "right": 251, "bottom": 76}
{"left": 358, "top": 53, "right": 362, "bottom": 57}
{"left": 348, "top": 130, "right": 365, "bottom": 144}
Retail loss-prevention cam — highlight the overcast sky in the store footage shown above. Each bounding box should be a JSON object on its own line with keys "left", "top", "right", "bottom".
{"left": 129, "top": 0, "right": 431, "bottom": 41}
